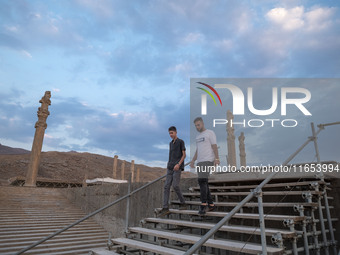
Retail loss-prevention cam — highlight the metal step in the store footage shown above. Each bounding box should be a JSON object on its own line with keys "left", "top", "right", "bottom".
{"left": 171, "top": 200, "right": 319, "bottom": 208}
{"left": 156, "top": 208, "right": 305, "bottom": 222}
{"left": 191, "top": 180, "right": 327, "bottom": 191}
{"left": 182, "top": 190, "right": 322, "bottom": 197}
{"left": 111, "top": 237, "right": 186, "bottom": 255}
{"left": 143, "top": 217, "right": 296, "bottom": 238}
{"left": 90, "top": 248, "right": 121, "bottom": 255}
{"left": 129, "top": 227, "right": 285, "bottom": 255}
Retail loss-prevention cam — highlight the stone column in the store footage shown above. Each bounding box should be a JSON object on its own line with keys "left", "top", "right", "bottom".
{"left": 130, "top": 160, "right": 135, "bottom": 183}
{"left": 121, "top": 161, "right": 125, "bottom": 180}
{"left": 113, "top": 155, "right": 118, "bottom": 179}
{"left": 83, "top": 173, "right": 88, "bottom": 187}
{"left": 136, "top": 168, "right": 140, "bottom": 183}
{"left": 25, "top": 91, "right": 51, "bottom": 187}
{"left": 239, "top": 132, "right": 246, "bottom": 168}
{"left": 226, "top": 110, "right": 237, "bottom": 168}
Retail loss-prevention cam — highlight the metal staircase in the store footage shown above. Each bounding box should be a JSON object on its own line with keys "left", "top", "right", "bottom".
{"left": 91, "top": 177, "right": 337, "bottom": 255}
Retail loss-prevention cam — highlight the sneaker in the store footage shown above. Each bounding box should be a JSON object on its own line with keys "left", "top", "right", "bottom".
{"left": 158, "top": 208, "right": 170, "bottom": 216}
{"left": 208, "top": 204, "right": 215, "bottom": 212}
{"left": 179, "top": 203, "right": 188, "bottom": 210}
{"left": 198, "top": 204, "right": 206, "bottom": 215}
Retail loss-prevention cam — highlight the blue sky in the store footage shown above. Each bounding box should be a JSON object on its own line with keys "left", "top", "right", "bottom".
{"left": 1, "top": 0, "right": 340, "bottom": 168}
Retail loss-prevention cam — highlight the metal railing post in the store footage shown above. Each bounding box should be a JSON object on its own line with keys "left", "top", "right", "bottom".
{"left": 295, "top": 204, "right": 310, "bottom": 255}
{"left": 312, "top": 122, "right": 338, "bottom": 255}
{"left": 311, "top": 123, "right": 324, "bottom": 181}
{"left": 255, "top": 188, "right": 267, "bottom": 255}
{"left": 125, "top": 174, "right": 132, "bottom": 233}
{"left": 323, "top": 191, "right": 337, "bottom": 255}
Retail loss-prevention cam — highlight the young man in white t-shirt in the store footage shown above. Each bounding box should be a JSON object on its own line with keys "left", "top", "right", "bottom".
{"left": 190, "top": 117, "right": 220, "bottom": 215}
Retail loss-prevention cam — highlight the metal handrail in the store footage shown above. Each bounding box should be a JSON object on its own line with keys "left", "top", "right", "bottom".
{"left": 14, "top": 163, "right": 183, "bottom": 255}
{"left": 184, "top": 122, "right": 332, "bottom": 255}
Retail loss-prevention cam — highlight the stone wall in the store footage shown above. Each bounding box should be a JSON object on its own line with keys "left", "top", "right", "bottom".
{"left": 60, "top": 176, "right": 197, "bottom": 237}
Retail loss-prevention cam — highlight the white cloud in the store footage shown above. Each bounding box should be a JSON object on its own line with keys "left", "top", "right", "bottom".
{"left": 44, "top": 134, "right": 53, "bottom": 139}
{"left": 182, "top": 32, "right": 205, "bottom": 44}
{"left": 153, "top": 143, "right": 168, "bottom": 150}
{"left": 305, "top": 7, "right": 335, "bottom": 32}
{"left": 167, "top": 62, "right": 194, "bottom": 76}
{"left": 4, "top": 25, "right": 19, "bottom": 32}
{"left": 266, "top": 6, "right": 304, "bottom": 31}
{"left": 110, "top": 113, "right": 119, "bottom": 117}
{"left": 212, "top": 39, "right": 233, "bottom": 53}
{"left": 266, "top": 6, "right": 336, "bottom": 32}
{"left": 235, "top": 11, "right": 252, "bottom": 33}
{"left": 21, "top": 50, "right": 32, "bottom": 58}
{"left": 75, "top": 0, "right": 115, "bottom": 19}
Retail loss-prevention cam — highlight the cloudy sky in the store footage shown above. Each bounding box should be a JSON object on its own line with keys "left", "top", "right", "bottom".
{"left": 1, "top": 0, "right": 339, "bottom": 169}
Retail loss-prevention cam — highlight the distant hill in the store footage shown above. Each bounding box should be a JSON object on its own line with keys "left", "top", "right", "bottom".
{"left": 0, "top": 144, "right": 30, "bottom": 155}
{"left": 0, "top": 144, "right": 194, "bottom": 185}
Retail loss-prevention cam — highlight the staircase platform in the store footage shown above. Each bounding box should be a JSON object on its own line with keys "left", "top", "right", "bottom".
{"left": 190, "top": 180, "right": 327, "bottom": 191}
{"left": 143, "top": 217, "right": 296, "bottom": 238}
{"left": 156, "top": 208, "right": 305, "bottom": 222}
{"left": 128, "top": 227, "right": 285, "bottom": 255}
{"left": 182, "top": 190, "right": 322, "bottom": 197}
{"left": 172, "top": 200, "right": 319, "bottom": 208}
{"left": 90, "top": 248, "right": 121, "bottom": 255}
{"left": 111, "top": 238, "right": 186, "bottom": 255}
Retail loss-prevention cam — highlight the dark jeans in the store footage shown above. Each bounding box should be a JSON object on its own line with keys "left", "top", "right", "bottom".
{"left": 163, "top": 168, "right": 185, "bottom": 208}
{"left": 197, "top": 161, "right": 214, "bottom": 204}
{"left": 198, "top": 178, "right": 213, "bottom": 204}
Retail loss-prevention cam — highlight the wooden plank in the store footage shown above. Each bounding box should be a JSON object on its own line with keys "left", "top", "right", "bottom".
{"left": 172, "top": 200, "right": 318, "bottom": 208}
{"left": 129, "top": 227, "right": 284, "bottom": 255}
{"left": 112, "top": 238, "right": 184, "bottom": 255}
{"left": 183, "top": 190, "right": 322, "bottom": 196}
{"left": 157, "top": 208, "right": 305, "bottom": 222}
{"left": 144, "top": 217, "right": 296, "bottom": 238}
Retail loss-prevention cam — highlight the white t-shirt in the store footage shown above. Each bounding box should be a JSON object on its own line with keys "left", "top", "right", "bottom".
{"left": 195, "top": 129, "right": 217, "bottom": 163}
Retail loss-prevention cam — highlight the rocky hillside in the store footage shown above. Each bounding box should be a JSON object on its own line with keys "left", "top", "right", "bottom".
{"left": 0, "top": 143, "right": 30, "bottom": 155}
{"left": 0, "top": 145, "right": 193, "bottom": 185}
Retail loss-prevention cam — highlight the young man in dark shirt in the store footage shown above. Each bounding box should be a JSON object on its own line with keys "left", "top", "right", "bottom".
{"left": 159, "top": 126, "right": 187, "bottom": 216}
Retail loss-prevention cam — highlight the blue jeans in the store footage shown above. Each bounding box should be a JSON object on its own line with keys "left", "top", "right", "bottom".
{"left": 163, "top": 169, "right": 185, "bottom": 208}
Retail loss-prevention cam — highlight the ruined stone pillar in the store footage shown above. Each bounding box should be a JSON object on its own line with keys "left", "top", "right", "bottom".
{"left": 239, "top": 132, "right": 246, "bottom": 168}
{"left": 83, "top": 173, "right": 88, "bottom": 187}
{"left": 226, "top": 110, "right": 237, "bottom": 168}
{"left": 121, "top": 161, "right": 125, "bottom": 180}
{"left": 113, "top": 155, "right": 118, "bottom": 179}
{"left": 130, "top": 160, "right": 135, "bottom": 183}
{"left": 136, "top": 168, "right": 140, "bottom": 183}
{"left": 25, "top": 91, "right": 51, "bottom": 187}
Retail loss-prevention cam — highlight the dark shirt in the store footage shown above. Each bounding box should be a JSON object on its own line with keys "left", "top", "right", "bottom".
{"left": 167, "top": 138, "right": 186, "bottom": 170}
